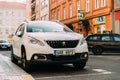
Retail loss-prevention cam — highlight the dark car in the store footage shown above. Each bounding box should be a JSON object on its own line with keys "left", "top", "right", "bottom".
{"left": 0, "top": 39, "right": 10, "bottom": 50}
{"left": 86, "top": 33, "right": 120, "bottom": 55}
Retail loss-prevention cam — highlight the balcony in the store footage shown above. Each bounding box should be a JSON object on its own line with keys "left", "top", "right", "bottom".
{"left": 31, "top": 0, "right": 36, "bottom": 8}
{"left": 31, "top": 14, "right": 36, "bottom": 21}
{"left": 31, "top": 0, "right": 36, "bottom": 3}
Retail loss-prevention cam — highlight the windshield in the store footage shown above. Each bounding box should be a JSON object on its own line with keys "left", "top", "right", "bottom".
{"left": 27, "top": 21, "right": 73, "bottom": 33}
{"left": 0, "top": 40, "right": 8, "bottom": 43}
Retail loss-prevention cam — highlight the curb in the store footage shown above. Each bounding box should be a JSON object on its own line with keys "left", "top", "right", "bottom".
{"left": 0, "top": 54, "right": 35, "bottom": 80}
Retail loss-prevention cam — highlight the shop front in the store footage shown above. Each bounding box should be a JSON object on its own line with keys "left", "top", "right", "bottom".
{"left": 92, "top": 16, "right": 106, "bottom": 34}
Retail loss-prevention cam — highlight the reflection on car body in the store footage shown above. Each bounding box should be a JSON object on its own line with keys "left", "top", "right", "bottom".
{"left": 86, "top": 33, "right": 120, "bottom": 55}
{"left": 11, "top": 21, "right": 88, "bottom": 71}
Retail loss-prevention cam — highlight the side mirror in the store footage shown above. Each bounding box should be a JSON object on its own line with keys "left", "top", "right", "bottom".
{"left": 17, "top": 31, "right": 22, "bottom": 37}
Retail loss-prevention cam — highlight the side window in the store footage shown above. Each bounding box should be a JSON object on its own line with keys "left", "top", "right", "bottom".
{"left": 15, "top": 24, "right": 25, "bottom": 37}
{"left": 114, "top": 35, "right": 120, "bottom": 41}
{"left": 101, "top": 35, "right": 113, "bottom": 41}
{"left": 88, "top": 35, "right": 100, "bottom": 41}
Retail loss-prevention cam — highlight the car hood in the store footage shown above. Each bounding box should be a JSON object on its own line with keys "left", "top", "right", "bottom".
{"left": 28, "top": 32, "right": 83, "bottom": 41}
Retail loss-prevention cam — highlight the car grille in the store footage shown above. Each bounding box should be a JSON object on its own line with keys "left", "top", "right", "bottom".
{"left": 46, "top": 40, "right": 79, "bottom": 48}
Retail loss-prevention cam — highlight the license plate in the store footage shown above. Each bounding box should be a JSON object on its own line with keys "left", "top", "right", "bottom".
{"left": 1, "top": 45, "right": 7, "bottom": 48}
{"left": 54, "top": 50, "right": 75, "bottom": 56}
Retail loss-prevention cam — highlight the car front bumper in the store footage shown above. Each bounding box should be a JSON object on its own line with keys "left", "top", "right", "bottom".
{"left": 0, "top": 45, "right": 10, "bottom": 50}
{"left": 28, "top": 52, "right": 88, "bottom": 64}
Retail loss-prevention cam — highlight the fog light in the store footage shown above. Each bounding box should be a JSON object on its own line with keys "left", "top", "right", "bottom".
{"left": 34, "top": 56, "right": 38, "bottom": 60}
{"left": 84, "top": 54, "right": 88, "bottom": 58}
{"left": 80, "top": 53, "right": 88, "bottom": 59}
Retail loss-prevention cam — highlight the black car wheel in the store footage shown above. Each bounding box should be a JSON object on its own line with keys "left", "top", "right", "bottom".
{"left": 11, "top": 47, "right": 18, "bottom": 64}
{"left": 92, "top": 46, "right": 103, "bottom": 55}
{"left": 21, "top": 48, "right": 30, "bottom": 72}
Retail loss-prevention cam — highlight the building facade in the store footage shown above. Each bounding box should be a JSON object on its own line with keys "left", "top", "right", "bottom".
{"left": 0, "top": 1, "right": 26, "bottom": 39}
{"left": 40, "top": 0, "right": 49, "bottom": 21}
{"left": 50, "top": 0, "right": 113, "bottom": 36}
{"left": 27, "top": 0, "right": 49, "bottom": 21}
{"left": 86, "top": 0, "right": 112, "bottom": 34}
{"left": 113, "top": 0, "right": 120, "bottom": 34}
{"left": 26, "top": 0, "right": 32, "bottom": 21}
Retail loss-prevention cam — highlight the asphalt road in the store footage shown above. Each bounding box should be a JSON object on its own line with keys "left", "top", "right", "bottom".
{"left": 0, "top": 50, "right": 120, "bottom": 80}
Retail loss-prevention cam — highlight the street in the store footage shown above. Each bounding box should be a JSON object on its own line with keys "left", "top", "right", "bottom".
{"left": 0, "top": 50, "right": 120, "bottom": 80}
{"left": 0, "top": 0, "right": 120, "bottom": 80}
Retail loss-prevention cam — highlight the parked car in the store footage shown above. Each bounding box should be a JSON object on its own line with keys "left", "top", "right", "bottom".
{"left": 0, "top": 39, "right": 10, "bottom": 50}
{"left": 86, "top": 33, "right": 120, "bottom": 55}
{"left": 11, "top": 21, "right": 88, "bottom": 71}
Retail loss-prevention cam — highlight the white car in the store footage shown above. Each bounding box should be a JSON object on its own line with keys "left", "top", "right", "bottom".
{"left": 11, "top": 21, "right": 88, "bottom": 71}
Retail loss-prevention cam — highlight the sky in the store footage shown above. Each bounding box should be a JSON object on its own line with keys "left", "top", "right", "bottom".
{"left": 0, "top": 0, "right": 26, "bottom": 3}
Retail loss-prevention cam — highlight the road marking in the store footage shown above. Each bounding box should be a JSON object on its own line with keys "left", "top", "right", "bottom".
{"left": 22, "top": 75, "right": 34, "bottom": 80}
{"left": 92, "top": 69, "right": 112, "bottom": 74}
{"left": 90, "top": 55, "right": 120, "bottom": 61}
{"left": 35, "top": 69, "right": 113, "bottom": 80}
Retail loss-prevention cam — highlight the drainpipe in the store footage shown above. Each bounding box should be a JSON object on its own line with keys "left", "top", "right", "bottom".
{"left": 110, "top": 0, "right": 114, "bottom": 33}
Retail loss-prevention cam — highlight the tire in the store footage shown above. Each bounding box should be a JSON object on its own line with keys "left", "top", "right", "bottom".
{"left": 73, "top": 62, "right": 86, "bottom": 69}
{"left": 11, "top": 47, "right": 18, "bottom": 64}
{"left": 21, "top": 48, "right": 30, "bottom": 72}
{"left": 92, "top": 46, "right": 103, "bottom": 55}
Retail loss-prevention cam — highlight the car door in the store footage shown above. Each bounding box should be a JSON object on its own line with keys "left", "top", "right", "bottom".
{"left": 86, "top": 35, "right": 101, "bottom": 49}
{"left": 101, "top": 35, "right": 114, "bottom": 50}
{"left": 112, "top": 35, "right": 120, "bottom": 50}
{"left": 12, "top": 24, "right": 25, "bottom": 57}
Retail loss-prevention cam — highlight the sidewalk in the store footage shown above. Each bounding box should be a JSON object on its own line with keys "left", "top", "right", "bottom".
{"left": 0, "top": 54, "right": 35, "bottom": 80}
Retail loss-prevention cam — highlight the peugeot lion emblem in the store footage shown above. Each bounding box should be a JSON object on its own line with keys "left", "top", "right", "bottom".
{"left": 62, "top": 41, "right": 66, "bottom": 46}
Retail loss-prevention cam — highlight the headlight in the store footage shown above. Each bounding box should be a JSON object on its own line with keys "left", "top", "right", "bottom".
{"left": 80, "top": 38, "right": 86, "bottom": 45}
{"left": 29, "top": 37, "right": 45, "bottom": 46}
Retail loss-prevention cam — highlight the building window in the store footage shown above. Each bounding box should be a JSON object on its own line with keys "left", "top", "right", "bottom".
{"left": 41, "top": 1, "right": 45, "bottom": 9}
{"left": 86, "top": 0, "right": 90, "bottom": 12}
{"left": 41, "top": 0, "right": 49, "bottom": 9}
{"left": 44, "top": 14, "right": 47, "bottom": 20}
{"left": 54, "top": 12, "right": 56, "bottom": 20}
{"left": 101, "top": 0, "right": 106, "bottom": 7}
{"left": 51, "top": 14, "right": 53, "bottom": 20}
{"left": 69, "top": 4, "right": 72, "bottom": 18}
{"left": 95, "top": 0, "right": 99, "bottom": 9}
{"left": 57, "top": 10, "right": 60, "bottom": 21}
{"left": 45, "top": 14, "right": 49, "bottom": 20}
{"left": 45, "top": 0, "right": 49, "bottom": 6}
{"left": 63, "top": 7, "right": 66, "bottom": 19}
{"left": 52, "top": 12, "right": 56, "bottom": 20}
{"left": 77, "top": 0, "right": 80, "bottom": 10}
